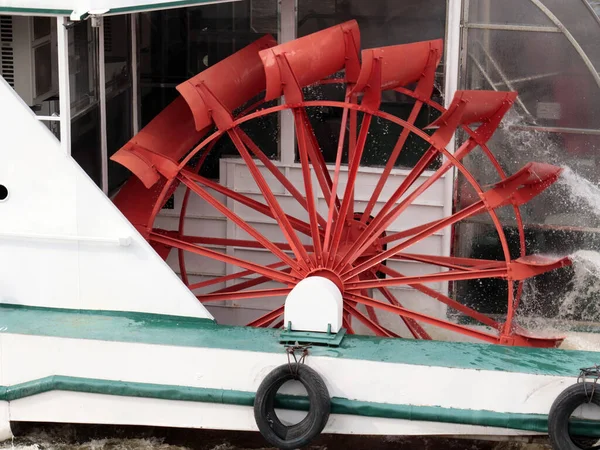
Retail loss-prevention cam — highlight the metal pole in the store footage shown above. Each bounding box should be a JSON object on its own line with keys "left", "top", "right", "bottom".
{"left": 97, "top": 16, "right": 109, "bottom": 195}
{"left": 56, "top": 16, "right": 71, "bottom": 155}
{"left": 441, "top": 0, "right": 462, "bottom": 296}
{"left": 278, "top": 0, "right": 297, "bottom": 165}
{"left": 131, "top": 13, "right": 140, "bottom": 135}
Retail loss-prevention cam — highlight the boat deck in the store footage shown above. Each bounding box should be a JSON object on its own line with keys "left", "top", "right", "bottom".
{"left": 1, "top": 303, "right": 599, "bottom": 377}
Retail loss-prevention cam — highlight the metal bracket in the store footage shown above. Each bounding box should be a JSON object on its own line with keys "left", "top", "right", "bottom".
{"left": 279, "top": 321, "right": 347, "bottom": 347}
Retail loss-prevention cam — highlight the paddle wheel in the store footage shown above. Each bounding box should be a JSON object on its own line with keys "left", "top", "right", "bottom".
{"left": 111, "top": 21, "right": 571, "bottom": 348}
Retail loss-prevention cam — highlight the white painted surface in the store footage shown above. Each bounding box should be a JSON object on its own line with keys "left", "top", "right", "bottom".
{"left": 284, "top": 276, "right": 343, "bottom": 333}
{"left": 0, "top": 402, "right": 11, "bottom": 442}
{"left": 0, "top": 333, "right": 583, "bottom": 420}
{"left": 0, "top": 76, "right": 212, "bottom": 319}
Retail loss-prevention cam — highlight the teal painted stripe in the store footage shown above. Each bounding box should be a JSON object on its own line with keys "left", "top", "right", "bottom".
{"left": 2, "top": 303, "right": 600, "bottom": 377}
{"left": 0, "top": 376, "right": 598, "bottom": 437}
{"left": 0, "top": 7, "right": 71, "bottom": 15}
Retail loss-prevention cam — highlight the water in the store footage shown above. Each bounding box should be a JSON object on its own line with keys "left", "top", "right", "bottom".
{"left": 0, "top": 426, "right": 552, "bottom": 450}
{"left": 557, "top": 167, "right": 600, "bottom": 221}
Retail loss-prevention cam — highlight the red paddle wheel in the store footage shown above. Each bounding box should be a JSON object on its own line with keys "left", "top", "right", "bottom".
{"left": 111, "top": 21, "right": 570, "bottom": 348}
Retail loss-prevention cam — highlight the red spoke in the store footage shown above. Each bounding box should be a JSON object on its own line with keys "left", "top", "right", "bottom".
{"left": 344, "top": 201, "right": 487, "bottom": 279}
{"left": 149, "top": 232, "right": 299, "bottom": 285}
{"left": 174, "top": 234, "right": 313, "bottom": 253}
{"left": 329, "top": 113, "right": 373, "bottom": 261}
{"left": 181, "top": 169, "right": 314, "bottom": 238}
{"left": 376, "top": 286, "right": 432, "bottom": 340}
{"left": 335, "top": 147, "right": 445, "bottom": 271}
{"left": 271, "top": 319, "right": 284, "bottom": 329}
{"left": 207, "top": 268, "right": 291, "bottom": 296}
{"left": 247, "top": 306, "right": 285, "bottom": 328}
{"left": 378, "top": 265, "right": 501, "bottom": 330}
{"left": 343, "top": 303, "right": 397, "bottom": 337}
{"left": 362, "top": 270, "right": 432, "bottom": 340}
{"left": 345, "top": 267, "right": 508, "bottom": 289}
{"left": 299, "top": 109, "right": 339, "bottom": 213}
{"left": 390, "top": 253, "right": 504, "bottom": 271}
{"left": 324, "top": 88, "right": 352, "bottom": 252}
{"left": 178, "top": 140, "right": 218, "bottom": 286}
{"left": 294, "top": 109, "right": 324, "bottom": 260}
{"left": 199, "top": 287, "right": 291, "bottom": 303}
{"left": 177, "top": 173, "right": 301, "bottom": 272}
{"left": 238, "top": 129, "right": 327, "bottom": 229}
{"left": 345, "top": 291, "right": 500, "bottom": 344}
{"left": 342, "top": 316, "right": 355, "bottom": 334}
{"left": 188, "top": 261, "right": 288, "bottom": 291}
{"left": 361, "top": 99, "right": 425, "bottom": 222}
{"left": 228, "top": 128, "right": 312, "bottom": 272}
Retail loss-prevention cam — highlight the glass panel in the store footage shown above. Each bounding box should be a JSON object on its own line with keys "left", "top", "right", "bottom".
{"left": 464, "top": 28, "right": 600, "bottom": 129}
{"left": 297, "top": 0, "right": 446, "bottom": 167}
{"left": 104, "top": 15, "right": 134, "bottom": 195}
{"left": 467, "top": 0, "right": 554, "bottom": 26}
{"left": 139, "top": 0, "right": 279, "bottom": 178}
{"left": 542, "top": 0, "right": 600, "bottom": 69}
{"left": 456, "top": 0, "right": 600, "bottom": 325}
{"left": 69, "top": 21, "right": 98, "bottom": 117}
{"left": 32, "top": 16, "right": 51, "bottom": 41}
{"left": 69, "top": 21, "right": 101, "bottom": 187}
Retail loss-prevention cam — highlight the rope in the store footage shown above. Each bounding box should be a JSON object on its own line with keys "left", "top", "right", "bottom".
{"left": 578, "top": 364, "right": 600, "bottom": 403}
{"left": 285, "top": 342, "right": 310, "bottom": 378}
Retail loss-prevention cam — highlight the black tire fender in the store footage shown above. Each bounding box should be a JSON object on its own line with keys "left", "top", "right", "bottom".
{"left": 253, "top": 363, "right": 330, "bottom": 449}
{"left": 548, "top": 382, "right": 600, "bottom": 450}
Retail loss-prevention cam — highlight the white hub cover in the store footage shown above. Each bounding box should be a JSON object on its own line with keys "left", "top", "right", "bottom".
{"left": 283, "top": 276, "right": 343, "bottom": 333}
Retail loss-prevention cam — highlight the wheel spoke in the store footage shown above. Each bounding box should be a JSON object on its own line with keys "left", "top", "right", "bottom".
{"left": 345, "top": 291, "right": 500, "bottom": 344}
{"left": 343, "top": 303, "right": 398, "bottom": 337}
{"left": 188, "top": 261, "right": 288, "bottom": 291}
{"left": 390, "top": 253, "right": 504, "bottom": 271}
{"left": 247, "top": 306, "right": 285, "bottom": 327}
{"left": 177, "top": 173, "right": 301, "bottom": 272}
{"left": 344, "top": 201, "right": 487, "bottom": 279}
{"left": 238, "top": 129, "right": 327, "bottom": 229}
{"left": 362, "top": 270, "right": 432, "bottom": 340}
{"left": 149, "top": 232, "right": 298, "bottom": 284}
{"left": 377, "top": 265, "right": 501, "bottom": 330}
{"left": 334, "top": 147, "right": 445, "bottom": 270}
{"left": 180, "top": 169, "right": 315, "bottom": 238}
{"left": 206, "top": 267, "right": 291, "bottom": 296}
{"left": 294, "top": 109, "right": 324, "bottom": 260}
{"left": 329, "top": 112, "right": 373, "bottom": 260}
{"left": 298, "top": 109, "right": 339, "bottom": 213}
{"left": 228, "top": 128, "right": 312, "bottom": 271}
{"left": 344, "top": 267, "right": 508, "bottom": 289}
{"left": 199, "top": 287, "right": 291, "bottom": 303}
{"left": 361, "top": 99, "right": 425, "bottom": 222}
{"left": 376, "top": 286, "right": 432, "bottom": 340}
{"left": 324, "top": 87, "right": 352, "bottom": 252}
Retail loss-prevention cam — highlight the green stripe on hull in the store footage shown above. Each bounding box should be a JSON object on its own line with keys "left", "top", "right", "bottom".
{"left": 1, "top": 303, "right": 600, "bottom": 376}
{"left": 0, "top": 376, "right": 598, "bottom": 437}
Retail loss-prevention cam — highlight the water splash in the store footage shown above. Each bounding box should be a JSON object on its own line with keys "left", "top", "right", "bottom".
{"left": 558, "top": 250, "right": 600, "bottom": 323}
{"left": 558, "top": 166, "right": 600, "bottom": 220}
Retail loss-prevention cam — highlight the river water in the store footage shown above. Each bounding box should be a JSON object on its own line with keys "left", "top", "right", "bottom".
{"left": 0, "top": 424, "right": 554, "bottom": 450}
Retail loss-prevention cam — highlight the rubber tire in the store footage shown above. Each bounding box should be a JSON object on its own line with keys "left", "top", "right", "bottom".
{"left": 548, "top": 382, "right": 600, "bottom": 450}
{"left": 254, "top": 363, "right": 330, "bottom": 449}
